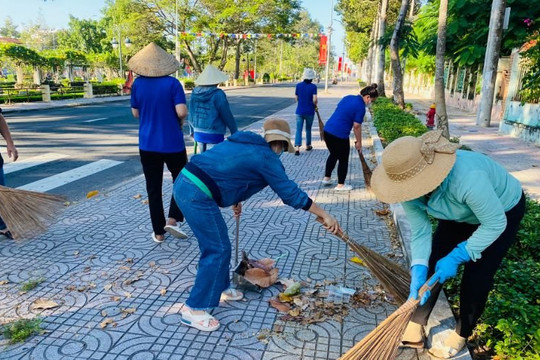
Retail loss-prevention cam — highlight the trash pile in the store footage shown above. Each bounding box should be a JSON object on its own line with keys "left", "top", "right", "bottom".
{"left": 268, "top": 279, "right": 388, "bottom": 325}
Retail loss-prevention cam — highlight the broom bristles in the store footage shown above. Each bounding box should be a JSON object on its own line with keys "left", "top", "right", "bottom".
{"left": 317, "top": 218, "right": 410, "bottom": 304}
{"left": 0, "top": 186, "right": 66, "bottom": 239}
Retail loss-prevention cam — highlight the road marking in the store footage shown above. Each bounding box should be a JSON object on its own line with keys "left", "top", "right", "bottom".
{"left": 4, "top": 153, "right": 69, "bottom": 174}
{"left": 17, "top": 159, "right": 123, "bottom": 192}
{"left": 83, "top": 118, "right": 108, "bottom": 123}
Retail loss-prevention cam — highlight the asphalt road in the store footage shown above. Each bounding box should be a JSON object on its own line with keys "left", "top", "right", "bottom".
{"left": 3, "top": 83, "right": 303, "bottom": 201}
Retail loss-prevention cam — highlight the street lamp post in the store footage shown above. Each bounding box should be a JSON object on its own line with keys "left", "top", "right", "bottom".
{"left": 324, "top": 0, "right": 334, "bottom": 93}
{"left": 111, "top": 30, "right": 132, "bottom": 78}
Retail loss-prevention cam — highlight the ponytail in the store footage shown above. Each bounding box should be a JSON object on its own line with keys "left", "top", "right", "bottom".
{"left": 360, "top": 83, "right": 379, "bottom": 98}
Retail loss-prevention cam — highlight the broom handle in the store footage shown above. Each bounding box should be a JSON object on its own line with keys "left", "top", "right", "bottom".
{"left": 418, "top": 276, "right": 438, "bottom": 299}
{"left": 235, "top": 211, "right": 240, "bottom": 264}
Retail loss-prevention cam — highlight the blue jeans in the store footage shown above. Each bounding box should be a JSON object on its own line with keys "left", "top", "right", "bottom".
{"left": 0, "top": 165, "right": 6, "bottom": 231}
{"left": 294, "top": 114, "right": 314, "bottom": 147}
{"left": 174, "top": 174, "right": 231, "bottom": 310}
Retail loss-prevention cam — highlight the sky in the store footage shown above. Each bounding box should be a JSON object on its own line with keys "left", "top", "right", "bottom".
{"left": 0, "top": 0, "right": 345, "bottom": 56}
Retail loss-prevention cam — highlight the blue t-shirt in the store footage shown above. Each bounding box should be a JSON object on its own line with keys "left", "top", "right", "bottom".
{"left": 131, "top": 76, "right": 186, "bottom": 153}
{"left": 295, "top": 81, "right": 317, "bottom": 116}
{"left": 324, "top": 95, "right": 366, "bottom": 139}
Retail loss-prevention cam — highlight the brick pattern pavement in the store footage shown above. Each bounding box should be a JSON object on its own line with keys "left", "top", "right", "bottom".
{"left": 0, "top": 87, "right": 428, "bottom": 359}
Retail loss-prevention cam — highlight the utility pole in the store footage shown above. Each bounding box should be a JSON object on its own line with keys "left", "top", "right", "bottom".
{"left": 476, "top": 0, "right": 506, "bottom": 127}
{"left": 324, "top": 0, "right": 334, "bottom": 93}
{"left": 175, "top": 0, "right": 179, "bottom": 78}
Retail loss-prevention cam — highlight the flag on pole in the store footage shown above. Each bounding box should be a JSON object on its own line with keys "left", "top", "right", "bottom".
{"left": 318, "top": 35, "right": 328, "bottom": 65}
{"left": 338, "top": 57, "right": 343, "bottom": 72}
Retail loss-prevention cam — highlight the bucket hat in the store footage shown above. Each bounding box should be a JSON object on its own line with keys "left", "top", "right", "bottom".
{"left": 371, "top": 131, "right": 459, "bottom": 204}
{"left": 302, "top": 68, "right": 316, "bottom": 80}
{"left": 195, "top": 64, "right": 229, "bottom": 86}
{"left": 262, "top": 118, "right": 295, "bottom": 153}
{"left": 128, "top": 42, "right": 179, "bottom": 77}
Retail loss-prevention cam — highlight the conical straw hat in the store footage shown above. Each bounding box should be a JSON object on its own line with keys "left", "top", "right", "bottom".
{"left": 128, "top": 42, "right": 179, "bottom": 77}
{"left": 195, "top": 64, "right": 229, "bottom": 85}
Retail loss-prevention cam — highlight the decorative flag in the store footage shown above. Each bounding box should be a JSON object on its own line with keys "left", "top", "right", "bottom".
{"left": 338, "top": 57, "right": 343, "bottom": 72}
{"left": 318, "top": 35, "right": 328, "bottom": 65}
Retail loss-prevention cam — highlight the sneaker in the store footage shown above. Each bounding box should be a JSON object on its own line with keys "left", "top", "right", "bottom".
{"left": 334, "top": 185, "right": 352, "bottom": 191}
{"left": 152, "top": 233, "right": 165, "bottom": 243}
{"left": 321, "top": 178, "right": 333, "bottom": 186}
{"left": 294, "top": 150, "right": 300, "bottom": 156}
{"left": 306, "top": 145, "right": 313, "bottom": 151}
{"left": 164, "top": 224, "right": 188, "bottom": 239}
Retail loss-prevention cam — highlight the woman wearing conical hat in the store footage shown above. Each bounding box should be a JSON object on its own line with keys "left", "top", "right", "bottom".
{"left": 371, "top": 131, "right": 525, "bottom": 358}
{"left": 189, "top": 64, "right": 237, "bottom": 152}
{"left": 129, "top": 42, "right": 189, "bottom": 243}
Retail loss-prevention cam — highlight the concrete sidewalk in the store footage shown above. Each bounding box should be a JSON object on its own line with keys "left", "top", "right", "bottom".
{"left": 401, "top": 91, "right": 540, "bottom": 200}
{"left": 0, "top": 84, "right": 445, "bottom": 359}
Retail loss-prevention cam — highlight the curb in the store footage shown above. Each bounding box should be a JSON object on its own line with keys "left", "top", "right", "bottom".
{"left": 367, "top": 120, "right": 473, "bottom": 360}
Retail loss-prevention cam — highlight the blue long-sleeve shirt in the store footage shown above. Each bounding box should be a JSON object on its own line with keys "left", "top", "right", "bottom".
{"left": 402, "top": 150, "right": 522, "bottom": 267}
{"left": 189, "top": 131, "right": 312, "bottom": 210}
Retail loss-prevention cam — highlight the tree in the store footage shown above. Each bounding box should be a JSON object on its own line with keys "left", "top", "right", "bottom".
{"left": 389, "top": 0, "right": 411, "bottom": 107}
{"left": 0, "top": 17, "right": 20, "bottom": 38}
{"left": 377, "top": 0, "right": 389, "bottom": 96}
{"left": 435, "top": 0, "right": 450, "bottom": 138}
{"left": 56, "top": 16, "right": 107, "bottom": 54}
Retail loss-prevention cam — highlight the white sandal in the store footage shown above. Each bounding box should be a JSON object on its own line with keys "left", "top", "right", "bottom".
{"left": 180, "top": 306, "right": 220, "bottom": 332}
{"left": 164, "top": 224, "right": 188, "bottom": 239}
{"left": 220, "top": 288, "right": 244, "bottom": 301}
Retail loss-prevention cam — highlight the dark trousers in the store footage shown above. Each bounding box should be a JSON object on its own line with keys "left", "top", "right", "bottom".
{"left": 324, "top": 131, "right": 350, "bottom": 184}
{"left": 139, "top": 149, "right": 187, "bottom": 236}
{"left": 411, "top": 192, "right": 526, "bottom": 337}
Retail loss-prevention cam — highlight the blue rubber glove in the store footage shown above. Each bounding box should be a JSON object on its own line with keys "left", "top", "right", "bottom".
{"left": 408, "top": 264, "right": 430, "bottom": 306}
{"left": 430, "top": 242, "right": 471, "bottom": 286}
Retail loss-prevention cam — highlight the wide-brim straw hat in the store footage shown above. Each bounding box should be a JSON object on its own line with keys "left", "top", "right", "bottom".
{"left": 262, "top": 118, "right": 295, "bottom": 153}
{"left": 195, "top": 64, "right": 229, "bottom": 85}
{"left": 302, "top": 68, "right": 316, "bottom": 80}
{"left": 372, "top": 131, "right": 459, "bottom": 204}
{"left": 128, "top": 42, "right": 179, "bottom": 77}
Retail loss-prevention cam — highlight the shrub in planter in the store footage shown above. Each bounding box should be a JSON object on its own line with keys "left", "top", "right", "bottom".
{"left": 372, "top": 97, "right": 427, "bottom": 144}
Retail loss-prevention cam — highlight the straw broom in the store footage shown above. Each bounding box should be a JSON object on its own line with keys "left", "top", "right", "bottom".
{"left": 340, "top": 278, "right": 436, "bottom": 360}
{"left": 317, "top": 218, "right": 410, "bottom": 304}
{"left": 0, "top": 185, "right": 65, "bottom": 239}
{"left": 315, "top": 109, "right": 325, "bottom": 142}
{"left": 357, "top": 149, "right": 372, "bottom": 189}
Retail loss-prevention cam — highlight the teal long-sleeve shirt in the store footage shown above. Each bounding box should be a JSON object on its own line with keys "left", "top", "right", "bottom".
{"left": 402, "top": 150, "right": 522, "bottom": 267}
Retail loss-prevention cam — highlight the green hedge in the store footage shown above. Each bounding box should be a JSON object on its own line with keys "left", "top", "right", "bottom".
{"left": 372, "top": 97, "right": 427, "bottom": 144}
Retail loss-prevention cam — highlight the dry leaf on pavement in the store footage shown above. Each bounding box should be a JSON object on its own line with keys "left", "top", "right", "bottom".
{"left": 100, "top": 318, "right": 116, "bottom": 329}
{"left": 103, "top": 283, "right": 113, "bottom": 291}
{"left": 31, "top": 299, "right": 59, "bottom": 310}
{"left": 160, "top": 288, "right": 167, "bottom": 296}
{"left": 133, "top": 194, "right": 142, "bottom": 199}
{"left": 0, "top": 280, "right": 9, "bottom": 285}
{"left": 375, "top": 208, "right": 390, "bottom": 216}
{"left": 101, "top": 310, "right": 108, "bottom": 317}
{"left": 269, "top": 298, "right": 291, "bottom": 313}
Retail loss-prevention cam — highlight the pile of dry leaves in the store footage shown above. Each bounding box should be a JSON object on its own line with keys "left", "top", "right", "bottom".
{"left": 268, "top": 279, "right": 388, "bottom": 325}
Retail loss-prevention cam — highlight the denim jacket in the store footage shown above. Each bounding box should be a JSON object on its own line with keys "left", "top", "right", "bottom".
{"left": 402, "top": 150, "right": 522, "bottom": 267}
{"left": 189, "top": 131, "right": 312, "bottom": 210}
{"left": 189, "top": 86, "right": 238, "bottom": 136}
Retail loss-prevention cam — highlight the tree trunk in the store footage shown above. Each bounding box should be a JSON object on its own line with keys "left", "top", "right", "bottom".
{"left": 389, "top": 0, "right": 410, "bottom": 108}
{"left": 435, "top": 0, "right": 450, "bottom": 139}
{"left": 16, "top": 65, "right": 24, "bottom": 85}
{"left": 367, "top": 18, "right": 378, "bottom": 83}
{"left": 476, "top": 0, "right": 506, "bottom": 127}
{"left": 182, "top": 39, "right": 201, "bottom": 73}
{"left": 234, "top": 39, "right": 242, "bottom": 79}
{"left": 219, "top": 39, "right": 229, "bottom": 71}
{"left": 377, "top": 0, "right": 388, "bottom": 96}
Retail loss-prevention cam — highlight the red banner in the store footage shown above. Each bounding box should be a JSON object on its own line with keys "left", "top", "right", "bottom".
{"left": 318, "top": 35, "right": 328, "bottom": 65}
{"left": 338, "top": 57, "right": 343, "bottom": 72}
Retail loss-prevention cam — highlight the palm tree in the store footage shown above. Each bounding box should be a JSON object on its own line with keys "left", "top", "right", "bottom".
{"left": 435, "top": 0, "right": 450, "bottom": 138}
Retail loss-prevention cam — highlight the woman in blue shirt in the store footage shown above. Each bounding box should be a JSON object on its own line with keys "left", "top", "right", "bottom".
{"left": 293, "top": 68, "right": 318, "bottom": 155}
{"left": 190, "top": 64, "right": 237, "bottom": 152}
{"left": 322, "top": 84, "right": 378, "bottom": 190}
{"left": 129, "top": 43, "right": 189, "bottom": 243}
{"left": 173, "top": 118, "right": 341, "bottom": 332}
{"left": 372, "top": 131, "right": 525, "bottom": 358}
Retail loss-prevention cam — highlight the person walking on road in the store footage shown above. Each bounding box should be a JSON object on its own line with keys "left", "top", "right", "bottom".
{"left": 294, "top": 68, "right": 318, "bottom": 156}
{"left": 189, "top": 64, "right": 238, "bottom": 153}
{"left": 371, "top": 131, "right": 525, "bottom": 358}
{"left": 0, "top": 107, "right": 18, "bottom": 240}
{"left": 173, "top": 118, "right": 341, "bottom": 332}
{"left": 322, "top": 83, "right": 378, "bottom": 190}
{"left": 129, "top": 42, "right": 189, "bottom": 243}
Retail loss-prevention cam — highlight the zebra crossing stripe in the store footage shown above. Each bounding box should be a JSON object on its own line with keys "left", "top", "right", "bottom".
{"left": 4, "top": 153, "right": 69, "bottom": 175}
{"left": 17, "top": 159, "right": 123, "bottom": 192}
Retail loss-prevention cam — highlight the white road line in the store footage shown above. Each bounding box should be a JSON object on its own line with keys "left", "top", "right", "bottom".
{"left": 4, "top": 153, "right": 69, "bottom": 174}
{"left": 17, "top": 159, "right": 123, "bottom": 192}
{"left": 83, "top": 118, "right": 108, "bottom": 123}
